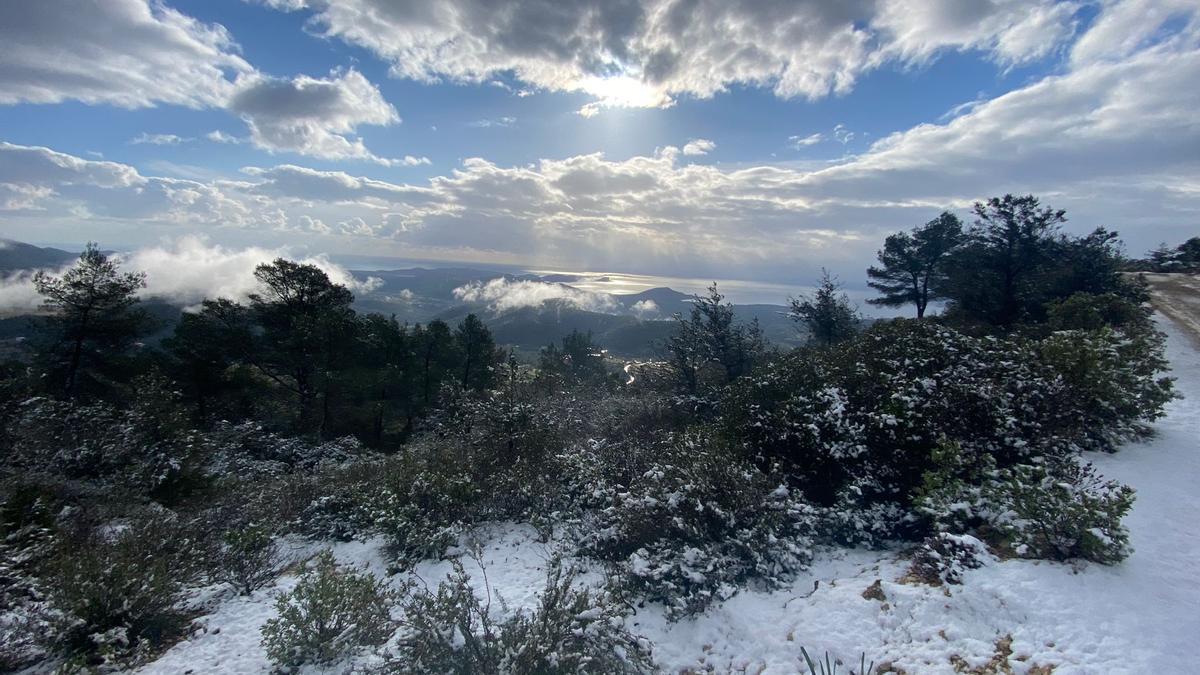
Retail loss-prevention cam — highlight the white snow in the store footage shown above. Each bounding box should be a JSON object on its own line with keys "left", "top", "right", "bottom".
{"left": 138, "top": 318, "right": 1200, "bottom": 674}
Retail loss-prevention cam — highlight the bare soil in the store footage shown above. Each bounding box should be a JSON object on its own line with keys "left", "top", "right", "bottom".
{"left": 1138, "top": 272, "right": 1200, "bottom": 347}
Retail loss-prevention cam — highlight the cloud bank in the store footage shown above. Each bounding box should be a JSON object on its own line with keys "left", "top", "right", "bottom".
{"left": 0, "top": 1, "right": 416, "bottom": 165}
{"left": 258, "top": 0, "right": 1087, "bottom": 115}
{"left": 0, "top": 0, "right": 1198, "bottom": 282}
{"left": 0, "top": 237, "right": 382, "bottom": 316}
{"left": 453, "top": 278, "right": 620, "bottom": 314}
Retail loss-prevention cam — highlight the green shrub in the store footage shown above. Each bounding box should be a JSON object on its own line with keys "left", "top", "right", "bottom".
{"left": 985, "top": 462, "right": 1135, "bottom": 563}
{"left": 392, "top": 558, "right": 654, "bottom": 674}
{"left": 45, "top": 516, "right": 203, "bottom": 662}
{"left": 261, "top": 550, "right": 396, "bottom": 669}
{"left": 1038, "top": 325, "right": 1175, "bottom": 451}
{"left": 214, "top": 523, "right": 284, "bottom": 596}
{"left": 918, "top": 459, "right": 1135, "bottom": 564}
{"left": 583, "top": 434, "right": 814, "bottom": 618}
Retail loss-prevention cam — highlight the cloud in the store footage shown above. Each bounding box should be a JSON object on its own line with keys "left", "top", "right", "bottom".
{"left": 3, "top": 3, "right": 1199, "bottom": 281}
{"left": 0, "top": 2, "right": 419, "bottom": 166}
{"left": 682, "top": 139, "right": 716, "bottom": 156}
{"left": 467, "top": 116, "right": 516, "bottom": 128}
{"left": 259, "top": 0, "right": 1083, "bottom": 113}
{"left": 453, "top": 277, "right": 620, "bottom": 314}
{"left": 789, "top": 133, "right": 825, "bottom": 148}
{"left": 206, "top": 130, "right": 245, "bottom": 144}
{"left": 227, "top": 69, "right": 405, "bottom": 165}
{"left": 0, "top": 0, "right": 250, "bottom": 108}
{"left": 132, "top": 133, "right": 191, "bottom": 146}
{"left": 0, "top": 236, "right": 383, "bottom": 316}
{"left": 630, "top": 298, "right": 660, "bottom": 318}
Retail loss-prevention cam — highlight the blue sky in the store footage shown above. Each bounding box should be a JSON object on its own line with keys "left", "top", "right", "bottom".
{"left": 0, "top": 0, "right": 1197, "bottom": 289}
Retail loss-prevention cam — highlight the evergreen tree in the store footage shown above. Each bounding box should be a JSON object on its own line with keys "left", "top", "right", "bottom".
{"left": 666, "top": 284, "right": 764, "bottom": 391}
{"left": 866, "top": 212, "right": 962, "bottom": 318}
{"left": 248, "top": 259, "right": 357, "bottom": 434}
{"left": 941, "top": 194, "right": 1067, "bottom": 329}
{"left": 412, "top": 320, "right": 456, "bottom": 406}
{"left": 1147, "top": 242, "right": 1178, "bottom": 271}
{"left": 1176, "top": 237, "right": 1200, "bottom": 269}
{"left": 790, "top": 270, "right": 859, "bottom": 347}
{"left": 32, "top": 243, "right": 151, "bottom": 399}
{"left": 538, "top": 330, "right": 609, "bottom": 386}
{"left": 353, "top": 313, "right": 413, "bottom": 445}
{"left": 454, "top": 314, "right": 497, "bottom": 391}
{"left": 161, "top": 298, "right": 256, "bottom": 422}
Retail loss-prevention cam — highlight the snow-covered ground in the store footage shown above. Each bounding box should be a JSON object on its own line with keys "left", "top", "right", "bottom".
{"left": 140, "top": 318, "right": 1200, "bottom": 674}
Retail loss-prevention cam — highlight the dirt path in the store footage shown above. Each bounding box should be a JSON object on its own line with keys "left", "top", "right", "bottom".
{"left": 1140, "top": 272, "right": 1200, "bottom": 346}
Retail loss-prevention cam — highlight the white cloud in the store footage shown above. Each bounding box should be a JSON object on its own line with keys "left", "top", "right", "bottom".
{"left": 259, "top": 0, "right": 1083, "bottom": 114}
{"left": 630, "top": 298, "right": 660, "bottom": 318}
{"left": 3, "top": 3, "right": 1199, "bottom": 281}
{"left": 0, "top": 236, "right": 383, "bottom": 316}
{"left": 206, "top": 130, "right": 245, "bottom": 144}
{"left": 0, "top": 2, "right": 420, "bottom": 166}
{"left": 682, "top": 139, "right": 716, "bottom": 156}
{"left": 789, "top": 133, "right": 825, "bottom": 148}
{"left": 0, "top": 0, "right": 251, "bottom": 108}
{"left": 131, "top": 133, "right": 191, "bottom": 146}
{"left": 468, "top": 116, "right": 516, "bottom": 128}
{"left": 453, "top": 277, "right": 621, "bottom": 314}
{"left": 227, "top": 69, "right": 404, "bottom": 165}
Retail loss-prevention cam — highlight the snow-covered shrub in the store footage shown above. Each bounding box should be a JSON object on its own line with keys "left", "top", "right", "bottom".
{"left": 725, "top": 317, "right": 1170, "bottom": 535}
{"left": 392, "top": 558, "right": 654, "bottom": 674}
{"left": 985, "top": 462, "right": 1135, "bottom": 563}
{"left": 205, "top": 420, "right": 370, "bottom": 479}
{"left": 0, "top": 479, "right": 66, "bottom": 670}
{"left": 723, "top": 320, "right": 1083, "bottom": 509}
{"left": 351, "top": 450, "right": 478, "bottom": 567}
{"left": 814, "top": 484, "right": 913, "bottom": 548}
{"left": 0, "top": 606, "right": 51, "bottom": 673}
{"left": 214, "top": 524, "right": 284, "bottom": 596}
{"left": 583, "top": 434, "right": 815, "bottom": 619}
{"left": 1038, "top": 325, "right": 1174, "bottom": 452}
{"left": 261, "top": 550, "right": 396, "bottom": 669}
{"left": 45, "top": 515, "right": 203, "bottom": 662}
{"left": 919, "top": 459, "right": 1135, "bottom": 564}
{"left": 420, "top": 386, "right": 569, "bottom": 519}
{"left": 906, "top": 533, "right": 989, "bottom": 585}
{"left": 6, "top": 377, "right": 206, "bottom": 501}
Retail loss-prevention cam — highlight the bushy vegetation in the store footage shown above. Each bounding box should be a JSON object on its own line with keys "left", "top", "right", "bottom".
{"left": 390, "top": 558, "right": 654, "bottom": 674}
{"left": 261, "top": 550, "right": 396, "bottom": 669}
{"left": 44, "top": 514, "right": 207, "bottom": 666}
{"left": 1127, "top": 236, "right": 1200, "bottom": 272}
{"left": 0, "top": 195, "right": 1179, "bottom": 669}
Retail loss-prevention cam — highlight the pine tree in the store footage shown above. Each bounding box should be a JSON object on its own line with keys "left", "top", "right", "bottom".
{"left": 666, "top": 283, "right": 764, "bottom": 391}
{"left": 454, "top": 313, "right": 497, "bottom": 391}
{"left": 866, "top": 212, "right": 962, "bottom": 318}
{"left": 538, "top": 330, "right": 608, "bottom": 386}
{"left": 790, "top": 270, "right": 859, "bottom": 347}
{"left": 941, "top": 194, "right": 1067, "bottom": 328}
{"left": 248, "top": 259, "right": 357, "bottom": 434}
{"left": 32, "top": 243, "right": 151, "bottom": 399}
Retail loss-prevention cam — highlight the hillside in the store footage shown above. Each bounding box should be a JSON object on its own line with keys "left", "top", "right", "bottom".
{"left": 0, "top": 239, "right": 77, "bottom": 274}
{"left": 134, "top": 316, "right": 1200, "bottom": 674}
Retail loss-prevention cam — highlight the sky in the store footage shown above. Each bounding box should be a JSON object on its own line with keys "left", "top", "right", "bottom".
{"left": 0, "top": 0, "right": 1197, "bottom": 290}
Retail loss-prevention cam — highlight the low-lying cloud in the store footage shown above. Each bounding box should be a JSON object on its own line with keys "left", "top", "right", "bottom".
{"left": 452, "top": 277, "right": 620, "bottom": 314}
{"left": 0, "top": 237, "right": 382, "bottom": 316}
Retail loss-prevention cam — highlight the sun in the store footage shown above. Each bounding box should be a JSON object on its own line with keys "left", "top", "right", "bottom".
{"left": 577, "top": 74, "right": 674, "bottom": 116}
